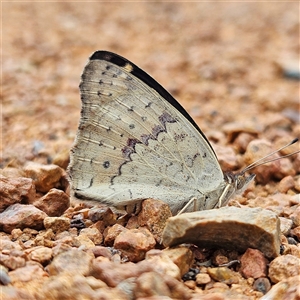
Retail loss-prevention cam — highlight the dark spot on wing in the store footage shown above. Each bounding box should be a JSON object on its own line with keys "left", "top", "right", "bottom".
{"left": 127, "top": 138, "right": 140, "bottom": 148}
{"left": 174, "top": 132, "right": 188, "bottom": 142}
{"left": 159, "top": 112, "right": 177, "bottom": 126}
{"left": 122, "top": 138, "right": 141, "bottom": 159}
{"left": 141, "top": 134, "right": 152, "bottom": 145}
{"left": 122, "top": 147, "right": 133, "bottom": 159}
{"left": 194, "top": 153, "right": 200, "bottom": 159}
{"left": 103, "top": 161, "right": 110, "bottom": 168}
{"left": 152, "top": 124, "right": 165, "bottom": 138}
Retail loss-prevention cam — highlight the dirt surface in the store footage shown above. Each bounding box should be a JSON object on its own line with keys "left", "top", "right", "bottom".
{"left": 3, "top": 2, "right": 299, "bottom": 164}
{"left": 2, "top": 2, "right": 300, "bottom": 300}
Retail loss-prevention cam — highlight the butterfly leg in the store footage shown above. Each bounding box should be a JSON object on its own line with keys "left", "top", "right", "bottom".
{"left": 216, "top": 183, "right": 232, "bottom": 208}
{"left": 124, "top": 201, "right": 143, "bottom": 215}
{"left": 177, "top": 197, "right": 198, "bottom": 215}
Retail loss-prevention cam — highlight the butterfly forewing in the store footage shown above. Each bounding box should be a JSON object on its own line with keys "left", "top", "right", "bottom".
{"left": 69, "top": 51, "right": 225, "bottom": 213}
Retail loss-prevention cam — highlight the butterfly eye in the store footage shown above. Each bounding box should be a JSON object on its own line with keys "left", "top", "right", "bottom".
{"left": 236, "top": 175, "right": 246, "bottom": 190}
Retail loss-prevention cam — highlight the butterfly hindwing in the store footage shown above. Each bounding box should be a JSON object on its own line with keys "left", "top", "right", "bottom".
{"left": 69, "top": 51, "right": 225, "bottom": 213}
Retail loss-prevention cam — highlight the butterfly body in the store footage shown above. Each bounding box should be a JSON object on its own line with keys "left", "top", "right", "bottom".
{"left": 69, "top": 51, "right": 254, "bottom": 215}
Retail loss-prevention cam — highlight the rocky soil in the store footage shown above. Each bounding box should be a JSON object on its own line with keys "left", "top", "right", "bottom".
{"left": 2, "top": 2, "right": 300, "bottom": 300}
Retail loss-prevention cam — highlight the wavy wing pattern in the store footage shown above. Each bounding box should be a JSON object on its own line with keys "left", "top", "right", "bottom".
{"left": 69, "top": 51, "right": 225, "bottom": 213}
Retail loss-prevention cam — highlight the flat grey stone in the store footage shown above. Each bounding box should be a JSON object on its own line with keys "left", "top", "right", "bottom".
{"left": 162, "top": 207, "right": 280, "bottom": 258}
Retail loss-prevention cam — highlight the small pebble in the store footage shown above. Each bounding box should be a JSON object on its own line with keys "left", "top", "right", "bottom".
{"left": 207, "top": 267, "right": 240, "bottom": 285}
{"left": 268, "top": 254, "right": 300, "bottom": 283}
{"left": 0, "top": 265, "right": 10, "bottom": 285}
{"left": 33, "top": 188, "right": 70, "bottom": 217}
{"left": 253, "top": 277, "right": 271, "bottom": 294}
{"left": 182, "top": 268, "right": 200, "bottom": 281}
{"left": 196, "top": 273, "right": 211, "bottom": 285}
{"left": 0, "top": 204, "right": 47, "bottom": 233}
{"left": 239, "top": 248, "right": 268, "bottom": 279}
{"left": 43, "top": 217, "right": 70, "bottom": 234}
{"left": 23, "top": 162, "right": 64, "bottom": 193}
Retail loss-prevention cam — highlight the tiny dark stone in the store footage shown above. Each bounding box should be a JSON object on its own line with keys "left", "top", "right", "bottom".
{"left": 70, "top": 218, "right": 86, "bottom": 230}
{"left": 182, "top": 268, "right": 200, "bottom": 281}
{"left": 253, "top": 278, "right": 271, "bottom": 294}
{"left": 280, "top": 245, "right": 285, "bottom": 254}
{"left": 287, "top": 237, "right": 298, "bottom": 245}
{"left": 129, "top": 124, "right": 135, "bottom": 129}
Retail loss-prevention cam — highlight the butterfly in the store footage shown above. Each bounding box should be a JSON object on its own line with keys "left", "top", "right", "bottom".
{"left": 68, "top": 51, "right": 255, "bottom": 215}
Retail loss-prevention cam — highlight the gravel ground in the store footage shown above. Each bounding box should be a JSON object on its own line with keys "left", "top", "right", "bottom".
{"left": 2, "top": 2, "right": 300, "bottom": 300}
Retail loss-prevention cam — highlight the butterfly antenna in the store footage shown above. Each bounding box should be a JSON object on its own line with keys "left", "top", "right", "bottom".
{"left": 241, "top": 137, "right": 299, "bottom": 174}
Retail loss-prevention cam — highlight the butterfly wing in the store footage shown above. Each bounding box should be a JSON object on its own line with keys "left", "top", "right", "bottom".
{"left": 69, "top": 51, "right": 225, "bottom": 213}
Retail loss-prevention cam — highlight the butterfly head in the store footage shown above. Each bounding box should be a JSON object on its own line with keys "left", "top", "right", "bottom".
{"left": 235, "top": 172, "right": 256, "bottom": 194}
{"left": 221, "top": 171, "right": 256, "bottom": 206}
